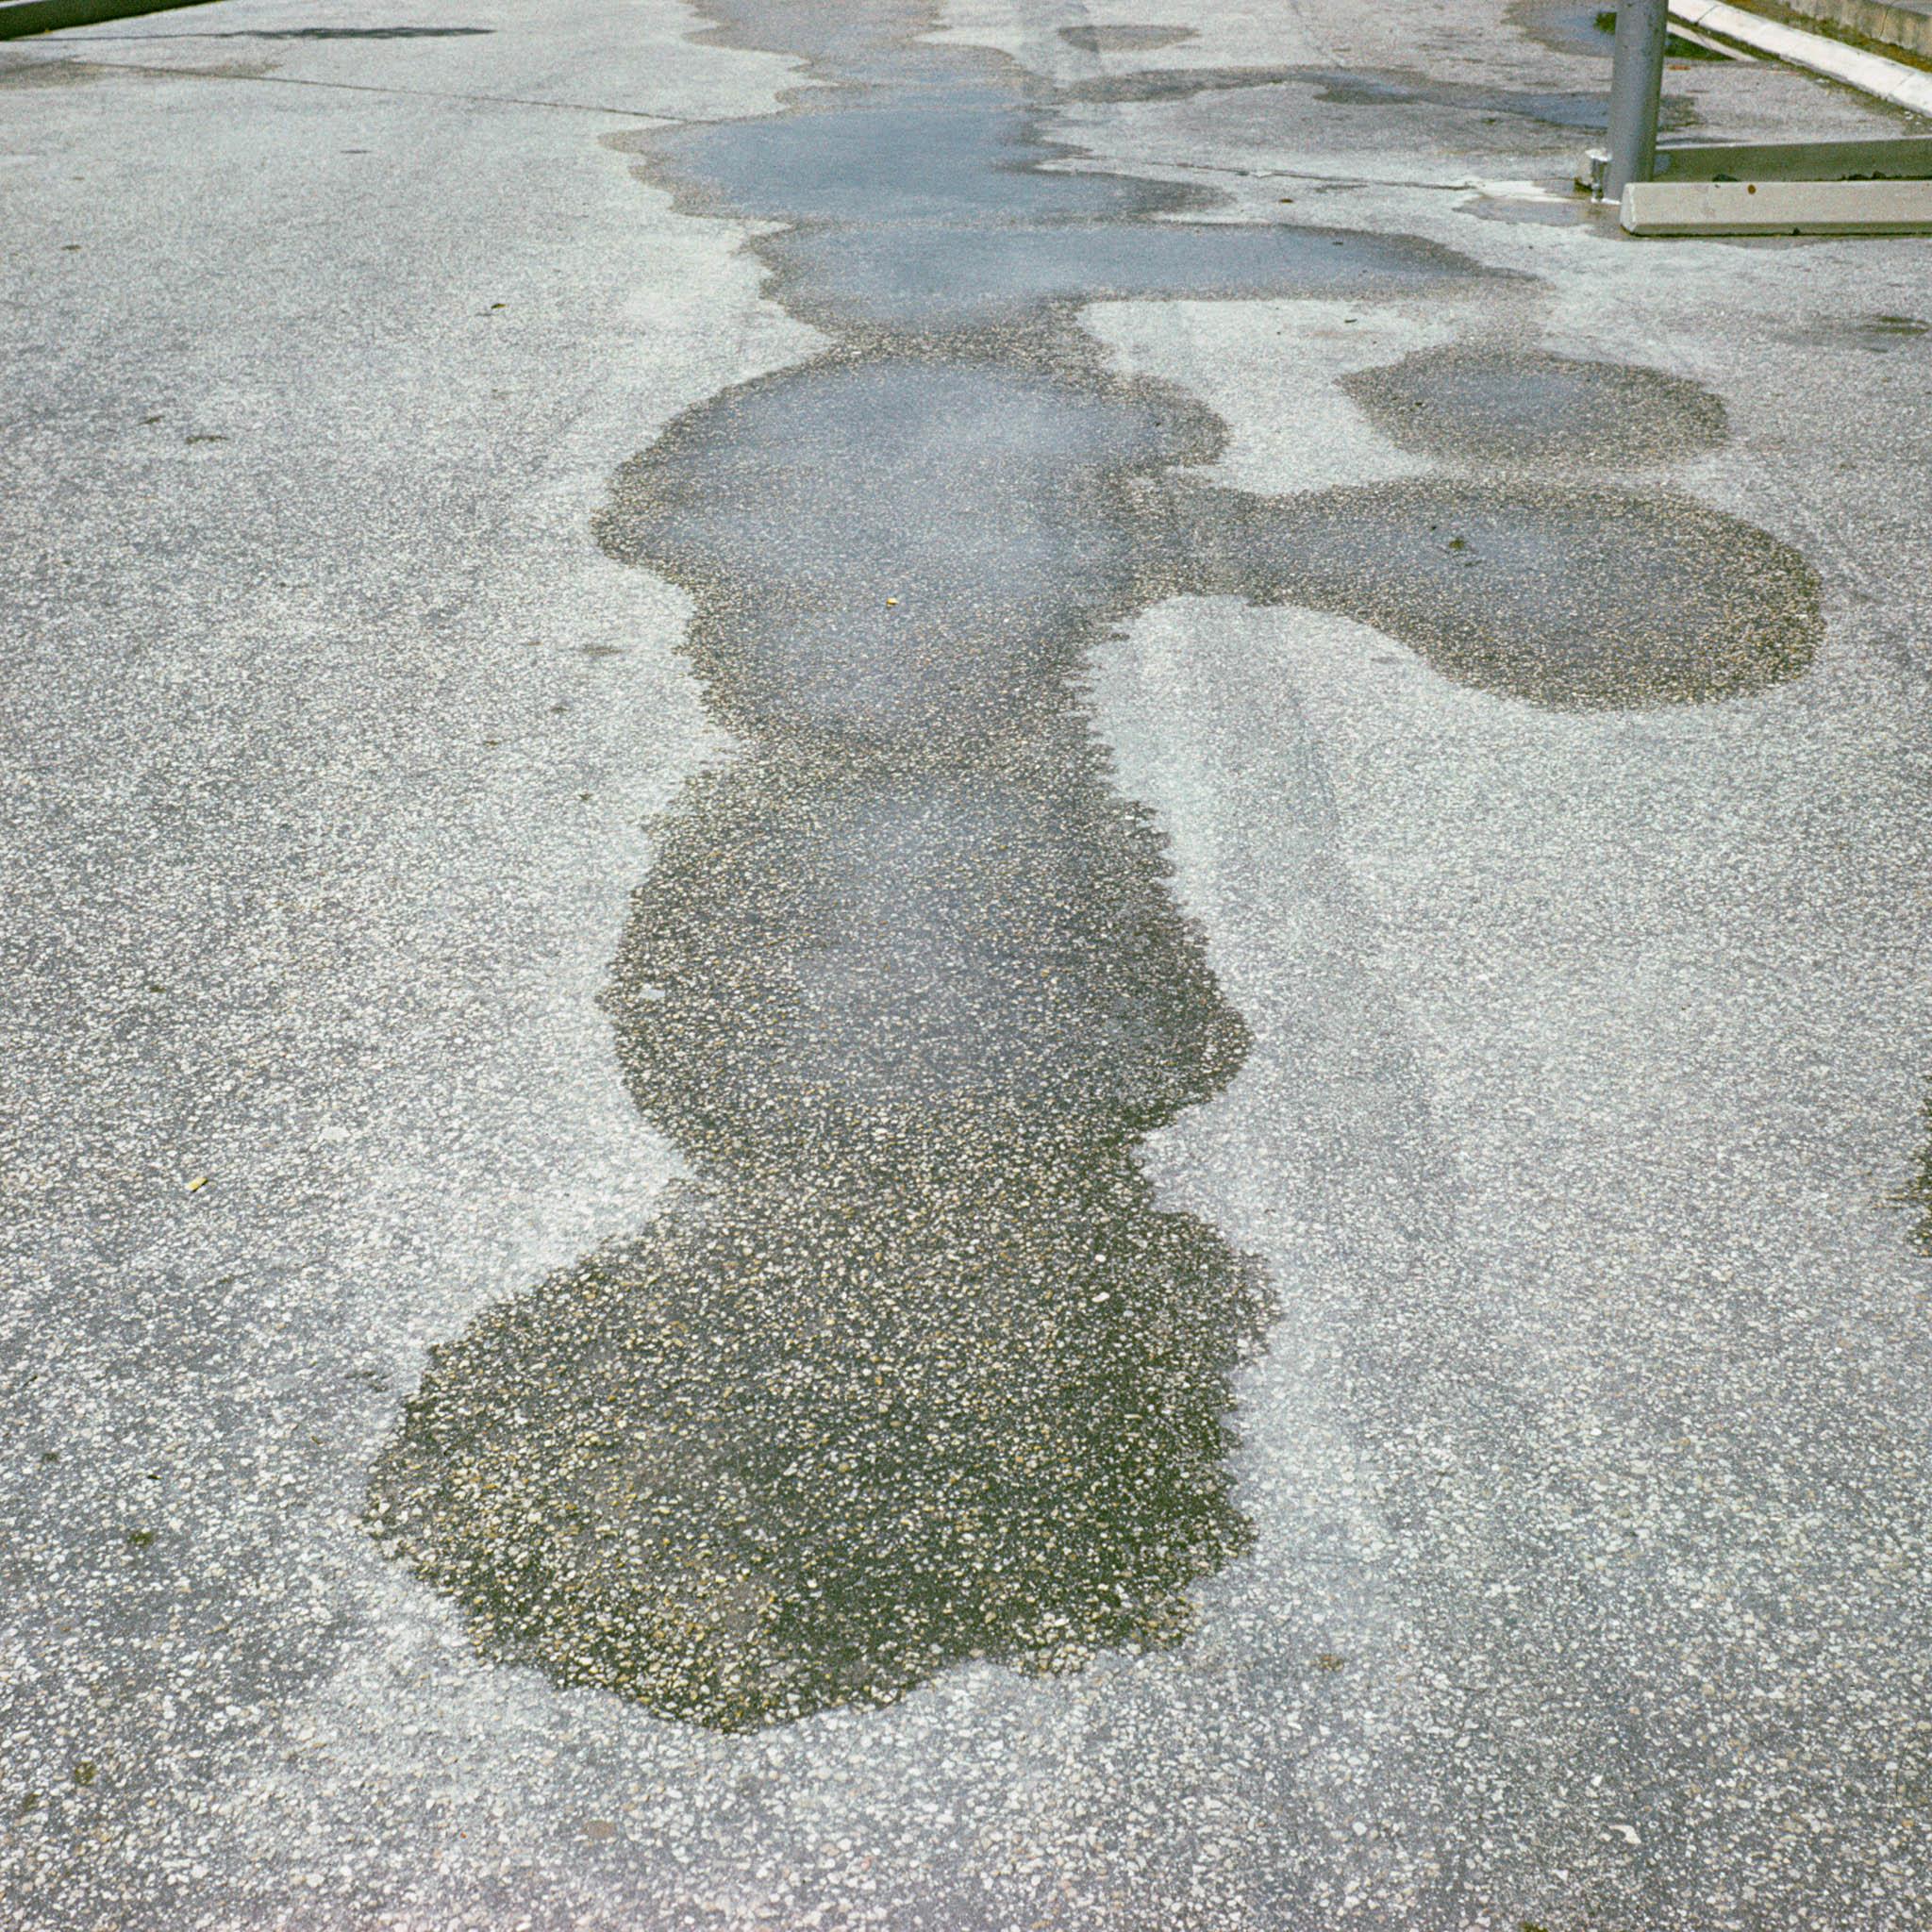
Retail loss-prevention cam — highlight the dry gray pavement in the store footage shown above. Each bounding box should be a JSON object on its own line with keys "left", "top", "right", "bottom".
{"left": 5, "top": 2, "right": 1932, "bottom": 1927}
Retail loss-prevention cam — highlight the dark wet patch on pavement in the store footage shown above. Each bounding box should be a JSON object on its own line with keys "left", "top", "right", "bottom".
{"left": 595, "top": 357, "right": 1218, "bottom": 756}
{"left": 1059, "top": 25, "right": 1200, "bottom": 54}
{"left": 1509, "top": 0, "right": 1622, "bottom": 57}
{"left": 1342, "top": 344, "right": 1729, "bottom": 467}
{"left": 372, "top": 725, "right": 1261, "bottom": 1729}
{"left": 1821, "top": 312, "right": 1931, "bottom": 352}
{"left": 635, "top": 71, "right": 1489, "bottom": 336}
{"left": 370, "top": 1152, "right": 1262, "bottom": 1730}
{"left": 369, "top": 0, "right": 1821, "bottom": 1727}
{"left": 760, "top": 219, "right": 1482, "bottom": 335}
{"left": 1065, "top": 64, "right": 1700, "bottom": 133}
{"left": 600, "top": 731, "right": 1251, "bottom": 1165}
{"left": 644, "top": 85, "right": 1190, "bottom": 225}
{"left": 1507, "top": 1, "right": 1732, "bottom": 60}
{"left": 1187, "top": 477, "right": 1821, "bottom": 707}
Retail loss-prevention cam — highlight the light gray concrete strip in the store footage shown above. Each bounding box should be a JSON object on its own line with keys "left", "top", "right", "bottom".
{"left": 1625, "top": 171, "right": 1932, "bottom": 222}
{"left": 1675, "top": 0, "right": 1932, "bottom": 110}
{"left": 1740, "top": 0, "right": 1932, "bottom": 60}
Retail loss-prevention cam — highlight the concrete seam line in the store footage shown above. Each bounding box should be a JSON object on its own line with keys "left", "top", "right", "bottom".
{"left": 1671, "top": 0, "right": 1932, "bottom": 113}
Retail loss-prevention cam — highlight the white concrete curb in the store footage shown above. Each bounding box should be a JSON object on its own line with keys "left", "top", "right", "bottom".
{"left": 1623, "top": 173, "right": 1932, "bottom": 226}
{"left": 1671, "top": 0, "right": 1932, "bottom": 116}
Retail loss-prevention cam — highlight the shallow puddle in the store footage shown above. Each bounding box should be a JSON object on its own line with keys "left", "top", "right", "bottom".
{"left": 763, "top": 218, "right": 1484, "bottom": 333}
{"left": 600, "top": 733, "right": 1250, "bottom": 1165}
{"left": 649, "top": 86, "right": 1173, "bottom": 226}
{"left": 1189, "top": 476, "right": 1820, "bottom": 707}
{"left": 593, "top": 357, "right": 1214, "bottom": 753}
{"left": 372, "top": 1142, "right": 1262, "bottom": 1730}
{"left": 1343, "top": 343, "right": 1729, "bottom": 466}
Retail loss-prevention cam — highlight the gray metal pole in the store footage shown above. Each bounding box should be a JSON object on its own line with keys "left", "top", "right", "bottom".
{"left": 1605, "top": 0, "right": 1671, "bottom": 198}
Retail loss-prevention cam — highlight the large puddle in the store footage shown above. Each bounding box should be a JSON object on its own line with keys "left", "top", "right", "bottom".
{"left": 368, "top": 1, "right": 1822, "bottom": 1727}
{"left": 373, "top": 724, "right": 1263, "bottom": 1728}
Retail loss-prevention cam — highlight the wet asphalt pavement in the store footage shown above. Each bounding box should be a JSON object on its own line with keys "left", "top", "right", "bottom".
{"left": 5, "top": 2, "right": 1932, "bottom": 1926}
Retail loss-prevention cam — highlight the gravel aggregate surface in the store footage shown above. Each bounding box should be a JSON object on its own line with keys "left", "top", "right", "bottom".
{"left": 5, "top": 1, "right": 1932, "bottom": 1926}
